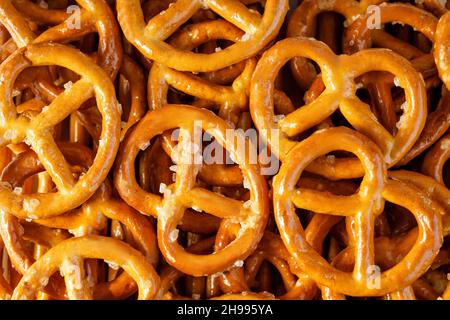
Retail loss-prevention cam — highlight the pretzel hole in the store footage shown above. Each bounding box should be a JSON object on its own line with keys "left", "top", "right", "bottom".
{"left": 354, "top": 70, "right": 408, "bottom": 135}
{"left": 442, "top": 159, "right": 450, "bottom": 188}
{"left": 314, "top": 12, "right": 346, "bottom": 54}
{"left": 382, "top": 23, "right": 433, "bottom": 55}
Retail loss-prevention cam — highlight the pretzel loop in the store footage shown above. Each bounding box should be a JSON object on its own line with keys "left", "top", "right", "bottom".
{"left": 250, "top": 37, "right": 427, "bottom": 179}
{"left": 0, "top": 43, "right": 120, "bottom": 219}
{"left": 11, "top": 236, "right": 160, "bottom": 300}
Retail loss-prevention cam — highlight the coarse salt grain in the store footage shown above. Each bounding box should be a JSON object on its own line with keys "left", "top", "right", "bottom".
{"left": 140, "top": 141, "right": 151, "bottom": 151}
{"left": 169, "top": 229, "right": 179, "bottom": 242}
{"left": 63, "top": 81, "right": 73, "bottom": 91}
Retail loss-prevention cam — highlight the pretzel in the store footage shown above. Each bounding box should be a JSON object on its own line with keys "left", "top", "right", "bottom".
{"left": 273, "top": 126, "right": 443, "bottom": 296}
{"left": 0, "top": 43, "right": 121, "bottom": 220}
{"left": 11, "top": 235, "right": 160, "bottom": 300}
{"left": 250, "top": 37, "right": 427, "bottom": 179}
{"left": 422, "top": 134, "right": 450, "bottom": 184}
{"left": 116, "top": 0, "right": 289, "bottom": 72}
{"left": 435, "top": 11, "right": 450, "bottom": 90}
{"left": 115, "top": 104, "right": 269, "bottom": 276}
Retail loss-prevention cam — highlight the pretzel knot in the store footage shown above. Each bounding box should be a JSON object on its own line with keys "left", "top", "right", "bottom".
{"left": 116, "top": 0, "right": 289, "bottom": 72}
{"left": 115, "top": 104, "right": 269, "bottom": 276}
{"left": 11, "top": 235, "right": 161, "bottom": 300}
{"left": 250, "top": 37, "right": 427, "bottom": 179}
{"left": 287, "top": 0, "right": 385, "bottom": 89}
{"left": 273, "top": 126, "right": 443, "bottom": 296}
{"left": 0, "top": 43, "right": 121, "bottom": 220}
{"left": 435, "top": 11, "right": 450, "bottom": 90}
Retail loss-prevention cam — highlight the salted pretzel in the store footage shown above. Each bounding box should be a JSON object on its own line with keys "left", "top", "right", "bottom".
{"left": 11, "top": 235, "right": 160, "bottom": 300}
{"left": 250, "top": 37, "right": 427, "bottom": 179}
{"left": 273, "top": 126, "right": 443, "bottom": 296}
{"left": 435, "top": 11, "right": 450, "bottom": 90}
{"left": 422, "top": 134, "right": 450, "bottom": 184}
{"left": 117, "top": 0, "right": 288, "bottom": 72}
{"left": 137, "top": 138, "right": 222, "bottom": 236}
{"left": 0, "top": 43, "right": 121, "bottom": 220}
{"left": 115, "top": 104, "right": 269, "bottom": 276}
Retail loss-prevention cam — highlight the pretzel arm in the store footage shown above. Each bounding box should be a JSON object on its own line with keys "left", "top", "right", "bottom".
{"left": 31, "top": 80, "right": 93, "bottom": 129}
{"left": 145, "top": 0, "right": 202, "bottom": 40}
{"left": 291, "top": 189, "right": 361, "bottom": 216}
{"left": 28, "top": 133, "right": 75, "bottom": 192}
{"left": 207, "top": 0, "right": 262, "bottom": 34}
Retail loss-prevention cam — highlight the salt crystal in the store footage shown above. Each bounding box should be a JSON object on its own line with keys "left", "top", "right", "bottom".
{"left": 63, "top": 81, "right": 73, "bottom": 91}
{"left": 169, "top": 229, "right": 179, "bottom": 242}
{"left": 140, "top": 141, "right": 151, "bottom": 151}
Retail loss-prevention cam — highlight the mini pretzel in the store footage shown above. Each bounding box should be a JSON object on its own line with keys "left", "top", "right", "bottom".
{"left": 250, "top": 37, "right": 427, "bottom": 179}
{"left": 116, "top": 0, "right": 289, "bottom": 72}
{"left": 422, "top": 134, "right": 450, "bottom": 184}
{"left": 0, "top": 42, "right": 121, "bottom": 220}
{"left": 273, "top": 126, "right": 443, "bottom": 296}
{"left": 435, "top": 11, "right": 450, "bottom": 90}
{"left": 115, "top": 104, "right": 269, "bottom": 276}
{"left": 11, "top": 235, "right": 160, "bottom": 300}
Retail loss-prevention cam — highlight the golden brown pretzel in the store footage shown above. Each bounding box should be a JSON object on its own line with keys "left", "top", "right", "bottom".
{"left": 11, "top": 235, "right": 160, "bottom": 300}
{"left": 117, "top": 0, "right": 288, "bottom": 72}
{"left": 273, "top": 126, "right": 443, "bottom": 296}
{"left": 115, "top": 104, "right": 269, "bottom": 276}
{"left": 250, "top": 37, "right": 427, "bottom": 179}
{"left": 0, "top": 43, "right": 121, "bottom": 220}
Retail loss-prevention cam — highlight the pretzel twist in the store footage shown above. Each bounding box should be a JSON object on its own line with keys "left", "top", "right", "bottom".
{"left": 273, "top": 126, "right": 443, "bottom": 296}
{"left": 115, "top": 104, "right": 269, "bottom": 276}
{"left": 11, "top": 235, "right": 160, "bottom": 300}
{"left": 250, "top": 37, "right": 427, "bottom": 179}
{"left": 0, "top": 43, "right": 121, "bottom": 219}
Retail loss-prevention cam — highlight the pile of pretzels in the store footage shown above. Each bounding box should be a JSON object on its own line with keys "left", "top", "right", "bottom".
{"left": 0, "top": 0, "right": 449, "bottom": 300}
